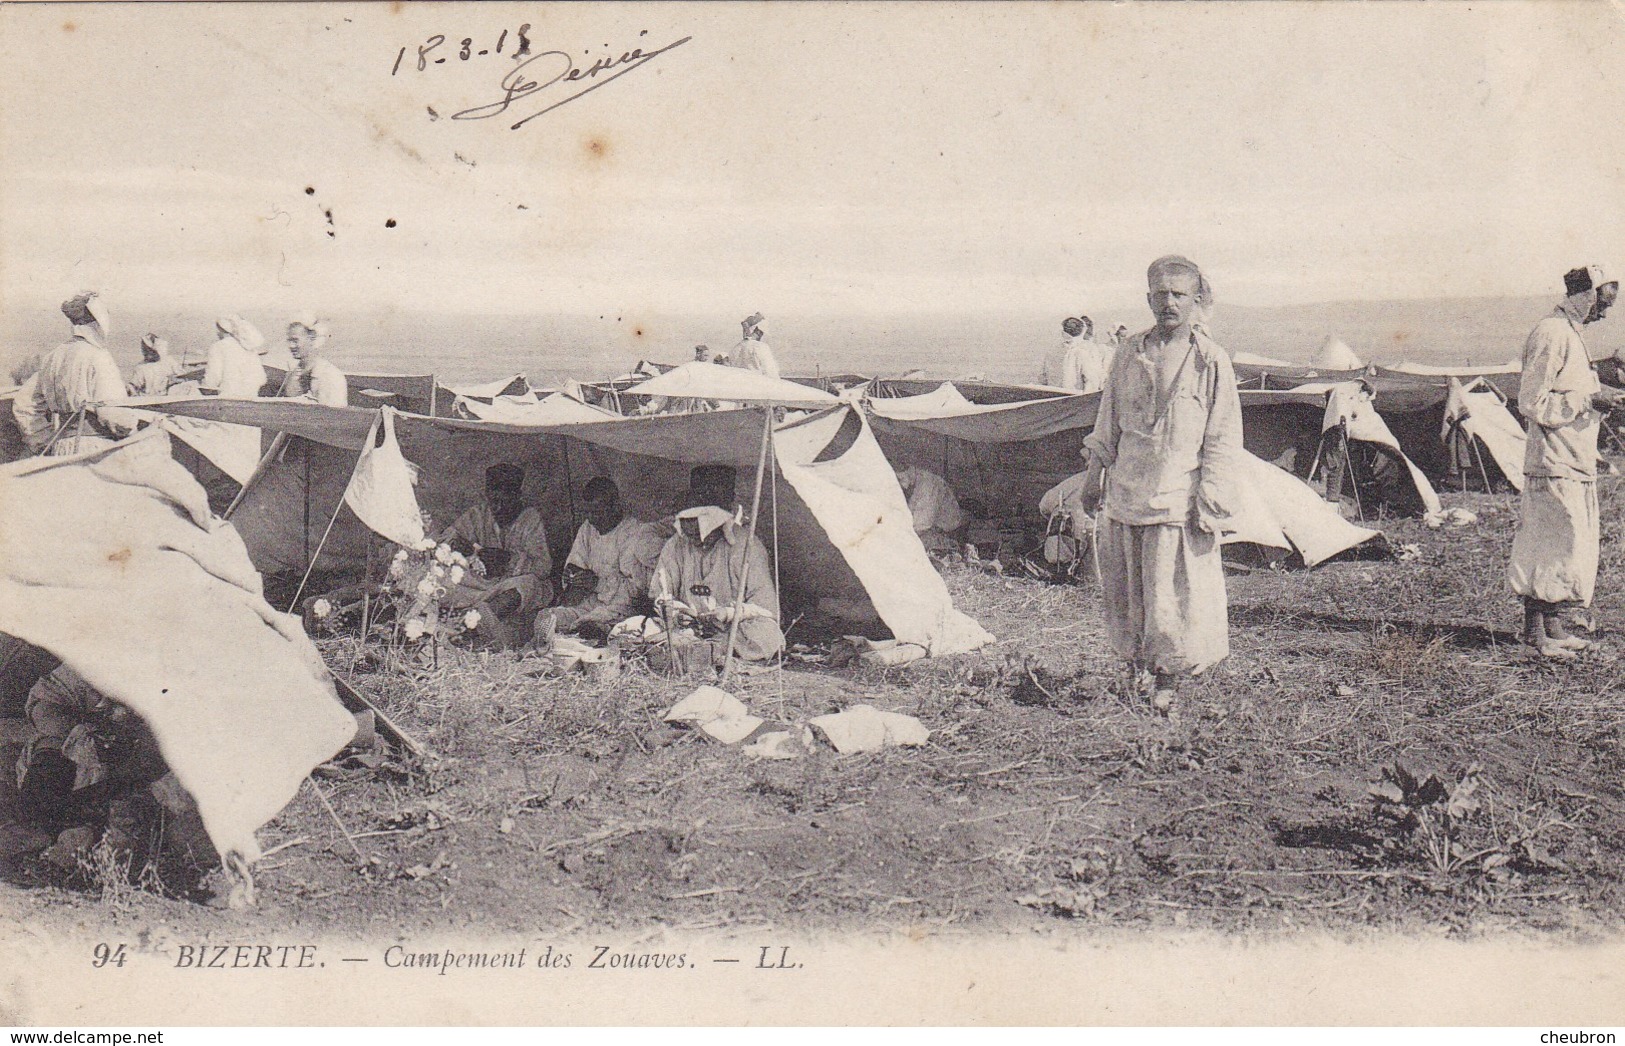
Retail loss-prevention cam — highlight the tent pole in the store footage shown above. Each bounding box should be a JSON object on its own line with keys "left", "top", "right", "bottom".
{"left": 39, "top": 406, "right": 86, "bottom": 456}
{"left": 351, "top": 537, "right": 377, "bottom": 673}
{"left": 224, "top": 432, "right": 289, "bottom": 520}
{"left": 659, "top": 603, "right": 679, "bottom": 678}
{"left": 1470, "top": 433, "right": 1493, "bottom": 492}
{"left": 969, "top": 438, "right": 990, "bottom": 528}
{"left": 305, "top": 776, "right": 365, "bottom": 862}
{"left": 303, "top": 447, "right": 312, "bottom": 574}
{"left": 1446, "top": 423, "right": 1466, "bottom": 493}
{"left": 1343, "top": 434, "right": 1364, "bottom": 522}
{"left": 720, "top": 406, "right": 773, "bottom": 685}
{"left": 561, "top": 436, "right": 578, "bottom": 532}
{"left": 1306, "top": 436, "right": 1326, "bottom": 488}
{"left": 354, "top": 589, "right": 371, "bottom": 671}
{"left": 769, "top": 421, "right": 784, "bottom": 706}
{"left": 288, "top": 412, "right": 382, "bottom": 613}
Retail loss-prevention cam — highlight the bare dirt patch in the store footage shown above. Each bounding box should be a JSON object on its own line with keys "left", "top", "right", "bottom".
{"left": 5, "top": 488, "right": 1624, "bottom": 943}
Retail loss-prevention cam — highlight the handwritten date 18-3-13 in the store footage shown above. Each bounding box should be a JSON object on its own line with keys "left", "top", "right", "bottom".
{"left": 392, "top": 27, "right": 692, "bottom": 131}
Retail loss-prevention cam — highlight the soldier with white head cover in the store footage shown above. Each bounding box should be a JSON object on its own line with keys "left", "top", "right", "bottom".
{"left": 19, "top": 292, "right": 138, "bottom": 455}
{"left": 128, "top": 334, "right": 180, "bottom": 397}
{"left": 280, "top": 314, "right": 348, "bottom": 407}
{"left": 1507, "top": 263, "right": 1623, "bottom": 658}
{"left": 728, "top": 312, "right": 780, "bottom": 380}
{"left": 201, "top": 314, "right": 268, "bottom": 398}
{"left": 1080, "top": 256, "right": 1244, "bottom": 712}
{"left": 1040, "top": 317, "right": 1088, "bottom": 391}
{"left": 652, "top": 505, "right": 784, "bottom": 668}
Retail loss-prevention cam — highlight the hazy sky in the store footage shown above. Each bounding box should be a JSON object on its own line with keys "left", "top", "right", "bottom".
{"left": 3, "top": 1, "right": 1623, "bottom": 317}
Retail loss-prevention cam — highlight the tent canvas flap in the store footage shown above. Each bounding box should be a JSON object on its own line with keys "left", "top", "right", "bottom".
{"left": 628, "top": 362, "right": 839, "bottom": 406}
{"left": 0, "top": 430, "right": 355, "bottom": 861}
{"left": 1322, "top": 382, "right": 1443, "bottom": 515}
{"left": 156, "top": 399, "right": 989, "bottom": 657}
{"left": 1226, "top": 452, "right": 1383, "bottom": 566}
{"left": 774, "top": 408, "right": 993, "bottom": 656}
{"left": 1445, "top": 378, "right": 1526, "bottom": 491}
{"left": 1042, "top": 453, "right": 1380, "bottom": 568}
{"left": 156, "top": 414, "right": 264, "bottom": 484}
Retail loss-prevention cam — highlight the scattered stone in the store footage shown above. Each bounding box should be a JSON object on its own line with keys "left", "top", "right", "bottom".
{"left": 808, "top": 705, "right": 930, "bottom": 754}
{"left": 40, "top": 825, "right": 98, "bottom": 870}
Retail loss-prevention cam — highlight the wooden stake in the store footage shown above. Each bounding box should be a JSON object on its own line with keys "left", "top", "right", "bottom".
{"left": 40, "top": 406, "right": 86, "bottom": 456}
{"left": 1470, "top": 432, "right": 1494, "bottom": 492}
{"left": 224, "top": 432, "right": 289, "bottom": 520}
{"left": 306, "top": 776, "right": 365, "bottom": 863}
{"left": 1342, "top": 430, "right": 1365, "bottom": 522}
{"left": 720, "top": 406, "right": 773, "bottom": 684}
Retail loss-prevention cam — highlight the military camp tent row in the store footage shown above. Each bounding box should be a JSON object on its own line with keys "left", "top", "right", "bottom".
{"left": 0, "top": 345, "right": 1542, "bottom": 905}
{"left": 2, "top": 349, "right": 1536, "bottom": 571}
{"left": 100, "top": 348, "right": 1546, "bottom": 619}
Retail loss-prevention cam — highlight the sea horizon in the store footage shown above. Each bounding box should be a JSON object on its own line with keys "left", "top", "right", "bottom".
{"left": 4, "top": 293, "right": 1621, "bottom": 388}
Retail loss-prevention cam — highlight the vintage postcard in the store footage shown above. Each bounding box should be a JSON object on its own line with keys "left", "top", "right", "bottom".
{"left": 2, "top": 0, "right": 1624, "bottom": 1029}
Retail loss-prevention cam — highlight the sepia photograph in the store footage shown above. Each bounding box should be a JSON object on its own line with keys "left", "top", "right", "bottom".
{"left": 2, "top": 0, "right": 1624, "bottom": 1029}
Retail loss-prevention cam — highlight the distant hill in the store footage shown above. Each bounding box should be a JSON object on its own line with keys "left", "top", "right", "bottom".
{"left": 1213, "top": 295, "right": 1625, "bottom": 367}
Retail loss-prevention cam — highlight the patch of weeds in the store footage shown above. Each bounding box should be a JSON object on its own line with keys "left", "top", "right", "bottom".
{"left": 74, "top": 836, "right": 165, "bottom": 910}
{"left": 746, "top": 775, "right": 803, "bottom": 812}
{"left": 1006, "top": 656, "right": 1092, "bottom": 709}
{"left": 1368, "top": 761, "right": 1577, "bottom": 888}
{"left": 746, "top": 750, "right": 843, "bottom": 814}
{"left": 1017, "top": 848, "right": 1121, "bottom": 919}
{"left": 1372, "top": 629, "right": 1450, "bottom": 687}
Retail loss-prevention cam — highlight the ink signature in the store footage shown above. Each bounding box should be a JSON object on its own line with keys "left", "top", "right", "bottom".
{"left": 452, "top": 33, "right": 691, "bottom": 130}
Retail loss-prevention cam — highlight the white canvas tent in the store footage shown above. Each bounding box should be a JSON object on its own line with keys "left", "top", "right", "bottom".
{"left": 865, "top": 384, "right": 1092, "bottom": 436}
{"left": 143, "top": 397, "right": 992, "bottom": 657}
{"left": 866, "top": 383, "right": 986, "bottom": 420}
{"left": 863, "top": 382, "right": 1099, "bottom": 516}
{"left": 1314, "top": 381, "right": 1443, "bottom": 516}
{"left": 1389, "top": 358, "right": 1521, "bottom": 377}
{"left": 1443, "top": 377, "right": 1526, "bottom": 491}
{"left": 1040, "top": 451, "right": 1382, "bottom": 569}
{"left": 442, "top": 375, "right": 532, "bottom": 400}
{"left": 1310, "top": 336, "right": 1365, "bottom": 371}
{"left": 0, "top": 427, "right": 354, "bottom": 862}
{"left": 1232, "top": 350, "right": 1296, "bottom": 368}
{"left": 626, "top": 361, "right": 840, "bottom": 408}
{"left": 454, "top": 390, "right": 619, "bottom": 425}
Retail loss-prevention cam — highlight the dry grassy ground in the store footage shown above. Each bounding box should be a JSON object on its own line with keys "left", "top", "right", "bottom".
{"left": 4, "top": 484, "right": 1625, "bottom": 944}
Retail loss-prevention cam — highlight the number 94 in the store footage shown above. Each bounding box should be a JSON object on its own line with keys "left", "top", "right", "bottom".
{"left": 92, "top": 942, "right": 129, "bottom": 968}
